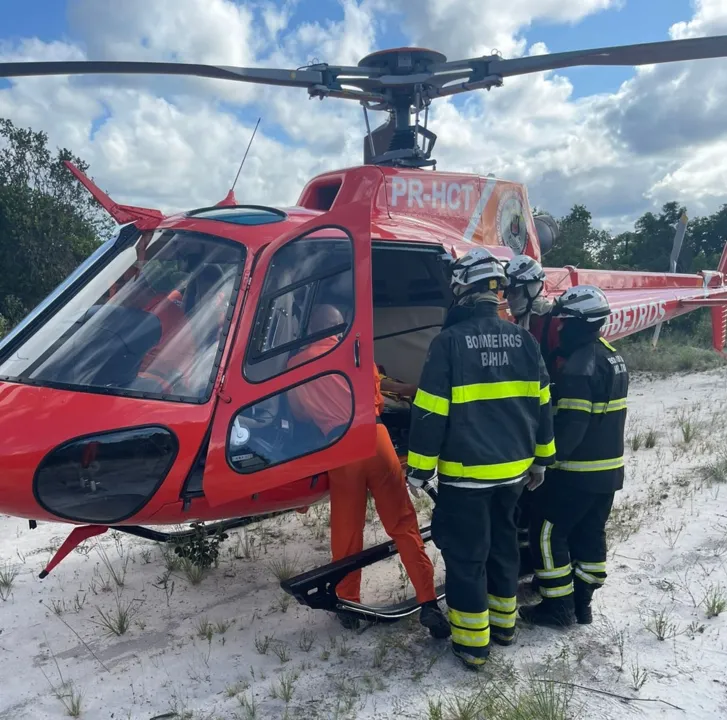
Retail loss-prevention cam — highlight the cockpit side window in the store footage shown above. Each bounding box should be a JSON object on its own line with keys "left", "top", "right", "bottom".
{"left": 243, "top": 233, "right": 354, "bottom": 384}
{"left": 0, "top": 229, "right": 246, "bottom": 403}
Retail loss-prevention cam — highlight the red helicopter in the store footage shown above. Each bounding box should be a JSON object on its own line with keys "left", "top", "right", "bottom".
{"left": 1, "top": 37, "right": 727, "bottom": 624}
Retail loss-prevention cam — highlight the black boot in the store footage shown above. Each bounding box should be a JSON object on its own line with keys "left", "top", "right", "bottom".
{"left": 574, "top": 582, "right": 595, "bottom": 625}
{"left": 420, "top": 600, "right": 451, "bottom": 639}
{"left": 490, "top": 629, "right": 516, "bottom": 647}
{"left": 452, "top": 645, "right": 489, "bottom": 671}
{"left": 518, "top": 596, "right": 576, "bottom": 628}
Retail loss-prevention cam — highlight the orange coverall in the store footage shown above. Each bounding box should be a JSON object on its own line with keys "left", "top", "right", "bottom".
{"left": 287, "top": 338, "right": 436, "bottom": 604}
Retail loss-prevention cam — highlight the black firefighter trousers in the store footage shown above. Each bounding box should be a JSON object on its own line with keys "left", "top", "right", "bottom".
{"left": 527, "top": 481, "right": 615, "bottom": 607}
{"left": 432, "top": 480, "right": 525, "bottom": 662}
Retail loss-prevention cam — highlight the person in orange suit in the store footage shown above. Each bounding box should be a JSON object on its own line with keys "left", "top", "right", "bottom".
{"left": 287, "top": 304, "right": 450, "bottom": 637}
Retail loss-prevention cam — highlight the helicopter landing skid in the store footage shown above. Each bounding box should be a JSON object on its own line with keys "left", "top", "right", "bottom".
{"left": 280, "top": 524, "right": 446, "bottom": 623}
{"left": 109, "top": 511, "right": 290, "bottom": 544}
{"left": 38, "top": 511, "right": 290, "bottom": 578}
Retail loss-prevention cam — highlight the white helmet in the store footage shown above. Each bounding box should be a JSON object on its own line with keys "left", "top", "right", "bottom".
{"left": 506, "top": 255, "right": 546, "bottom": 285}
{"left": 450, "top": 248, "right": 508, "bottom": 296}
{"left": 552, "top": 285, "right": 611, "bottom": 322}
{"left": 504, "top": 255, "right": 546, "bottom": 319}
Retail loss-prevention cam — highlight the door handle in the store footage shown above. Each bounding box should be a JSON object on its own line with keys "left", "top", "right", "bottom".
{"left": 354, "top": 336, "right": 361, "bottom": 368}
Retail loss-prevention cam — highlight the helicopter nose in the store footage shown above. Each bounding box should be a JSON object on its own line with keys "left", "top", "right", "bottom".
{"left": 0, "top": 382, "right": 179, "bottom": 524}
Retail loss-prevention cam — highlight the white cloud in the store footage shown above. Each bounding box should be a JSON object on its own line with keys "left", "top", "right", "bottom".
{"left": 0, "top": 0, "right": 726, "bottom": 239}
{"left": 375, "top": 0, "right": 619, "bottom": 58}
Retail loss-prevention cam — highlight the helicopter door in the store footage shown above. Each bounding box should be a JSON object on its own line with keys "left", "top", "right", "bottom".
{"left": 202, "top": 211, "right": 377, "bottom": 508}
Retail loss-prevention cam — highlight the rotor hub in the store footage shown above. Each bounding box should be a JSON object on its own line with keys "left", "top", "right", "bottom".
{"left": 358, "top": 47, "right": 448, "bottom": 75}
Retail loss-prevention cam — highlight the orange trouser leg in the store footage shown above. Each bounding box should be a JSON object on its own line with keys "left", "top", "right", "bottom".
{"left": 328, "top": 461, "right": 369, "bottom": 603}
{"left": 366, "top": 424, "right": 437, "bottom": 604}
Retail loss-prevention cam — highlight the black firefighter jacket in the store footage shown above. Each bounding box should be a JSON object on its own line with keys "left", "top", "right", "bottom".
{"left": 406, "top": 301, "right": 556, "bottom": 489}
{"left": 548, "top": 335, "right": 629, "bottom": 493}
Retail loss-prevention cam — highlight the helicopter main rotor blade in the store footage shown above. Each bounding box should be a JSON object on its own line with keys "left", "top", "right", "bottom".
{"left": 0, "top": 60, "right": 325, "bottom": 89}
{"left": 486, "top": 34, "right": 727, "bottom": 78}
{"left": 2, "top": 34, "right": 727, "bottom": 113}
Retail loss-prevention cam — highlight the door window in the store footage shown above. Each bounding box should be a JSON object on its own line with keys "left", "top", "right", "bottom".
{"left": 243, "top": 231, "right": 354, "bottom": 383}
{"left": 227, "top": 372, "right": 353, "bottom": 473}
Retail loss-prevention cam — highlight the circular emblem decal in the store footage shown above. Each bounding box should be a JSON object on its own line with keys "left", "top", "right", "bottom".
{"left": 496, "top": 191, "right": 528, "bottom": 253}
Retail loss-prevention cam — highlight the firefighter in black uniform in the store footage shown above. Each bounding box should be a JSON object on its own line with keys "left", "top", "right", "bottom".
{"left": 504, "top": 254, "right": 555, "bottom": 577}
{"left": 405, "top": 248, "right": 556, "bottom": 670}
{"left": 504, "top": 254, "right": 553, "bottom": 333}
{"left": 519, "top": 284, "right": 628, "bottom": 627}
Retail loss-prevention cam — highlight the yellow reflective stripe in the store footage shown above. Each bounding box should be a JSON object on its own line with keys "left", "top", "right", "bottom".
{"left": 487, "top": 594, "right": 516, "bottom": 613}
{"left": 451, "top": 380, "right": 540, "bottom": 403}
{"left": 557, "top": 398, "right": 593, "bottom": 413}
{"left": 407, "top": 451, "right": 438, "bottom": 471}
{"left": 534, "top": 564, "right": 572, "bottom": 580}
{"left": 489, "top": 610, "right": 516, "bottom": 629}
{"left": 557, "top": 397, "right": 627, "bottom": 414}
{"left": 575, "top": 568, "right": 605, "bottom": 585}
{"left": 577, "top": 561, "right": 606, "bottom": 573}
{"left": 535, "top": 439, "right": 556, "bottom": 457}
{"left": 540, "top": 384, "right": 551, "bottom": 405}
{"left": 592, "top": 398, "right": 627, "bottom": 413}
{"left": 413, "top": 388, "right": 449, "bottom": 416}
{"left": 448, "top": 608, "right": 489, "bottom": 630}
{"left": 556, "top": 457, "right": 624, "bottom": 472}
{"left": 540, "top": 582, "right": 574, "bottom": 599}
{"left": 451, "top": 626, "right": 490, "bottom": 648}
{"left": 540, "top": 520, "right": 554, "bottom": 571}
{"left": 438, "top": 457, "right": 534, "bottom": 481}
{"left": 599, "top": 337, "right": 616, "bottom": 352}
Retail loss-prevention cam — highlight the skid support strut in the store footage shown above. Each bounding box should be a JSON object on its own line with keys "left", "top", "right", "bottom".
{"left": 281, "top": 481, "right": 444, "bottom": 623}
{"left": 282, "top": 479, "right": 534, "bottom": 623}
{"left": 39, "top": 511, "right": 290, "bottom": 578}
{"left": 281, "top": 523, "right": 446, "bottom": 622}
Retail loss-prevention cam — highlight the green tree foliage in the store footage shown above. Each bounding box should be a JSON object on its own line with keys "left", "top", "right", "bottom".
{"left": 545, "top": 200, "right": 727, "bottom": 342}
{"left": 547, "top": 199, "right": 727, "bottom": 277}
{"left": 0, "top": 118, "right": 115, "bottom": 331}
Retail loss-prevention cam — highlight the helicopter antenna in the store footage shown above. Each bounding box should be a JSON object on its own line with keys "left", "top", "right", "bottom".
{"left": 232, "top": 116, "right": 261, "bottom": 193}
{"left": 216, "top": 117, "right": 261, "bottom": 206}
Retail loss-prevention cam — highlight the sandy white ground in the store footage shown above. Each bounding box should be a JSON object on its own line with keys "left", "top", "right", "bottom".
{"left": 2, "top": 367, "right": 727, "bottom": 720}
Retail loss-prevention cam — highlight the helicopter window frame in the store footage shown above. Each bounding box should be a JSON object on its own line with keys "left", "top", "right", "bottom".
{"left": 185, "top": 205, "right": 289, "bottom": 226}
{"left": 242, "top": 228, "right": 356, "bottom": 385}
{"left": 225, "top": 369, "right": 356, "bottom": 475}
{"left": 0, "top": 227, "right": 248, "bottom": 405}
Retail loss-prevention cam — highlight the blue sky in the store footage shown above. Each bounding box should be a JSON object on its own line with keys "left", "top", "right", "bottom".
{"left": 526, "top": 0, "right": 695, "bottom": 97}
{"left": 1, "top": 0, "right": 68, "bottom": 43}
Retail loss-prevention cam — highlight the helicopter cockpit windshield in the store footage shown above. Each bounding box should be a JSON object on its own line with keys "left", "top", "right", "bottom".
{"left": 0, "top": 228, "right": 246, "bottom": 402}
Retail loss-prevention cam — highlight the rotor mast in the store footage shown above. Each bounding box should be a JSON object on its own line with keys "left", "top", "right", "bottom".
{"left": 355, "top": 48, "right": 449, "bottom": 168}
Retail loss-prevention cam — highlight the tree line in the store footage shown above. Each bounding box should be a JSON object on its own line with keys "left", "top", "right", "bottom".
{"left": 0, "top": 117, "right": 725, "bottom": 343}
